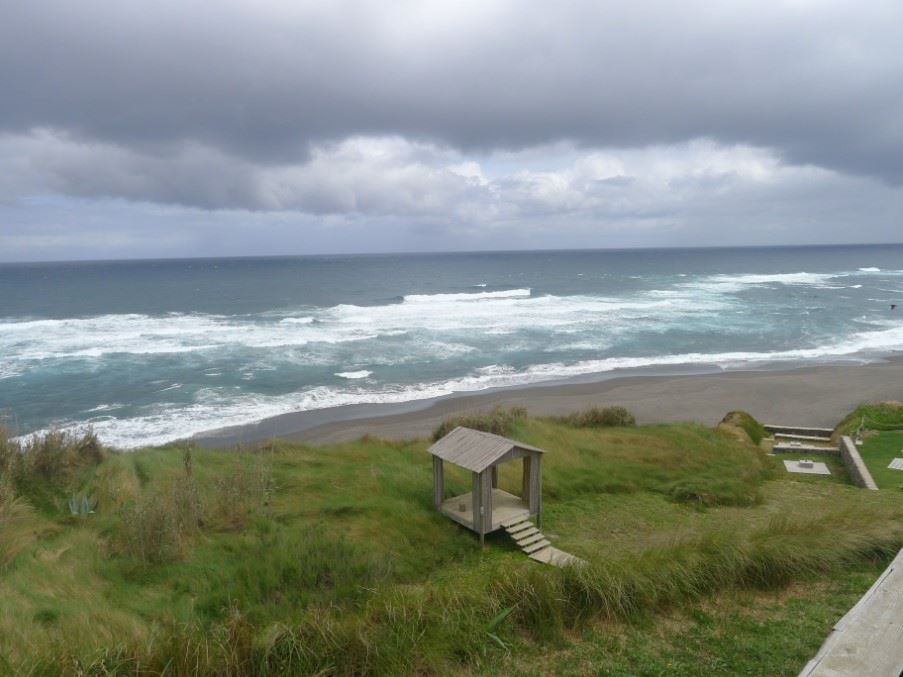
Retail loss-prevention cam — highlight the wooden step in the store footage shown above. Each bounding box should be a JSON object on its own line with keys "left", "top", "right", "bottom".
{"left": 549, "top": 550, "right": 584, "bottom": 567}
{"left": 505, "top": 521, "right": 534, "bottom": 535}
{"left": 528, "top": 546, "right": 552, "bottom": 563}
{"left": 523, "top": 539, "right": 551, "bottom": 554}
{"left": 501, "top": 515, "right": 530, "bottom": 529}
{"left": 511, "top": 526, "right": 539, "bottom": 541}
{"left": 516, "top": 532, "right": 545, "bottom": 548}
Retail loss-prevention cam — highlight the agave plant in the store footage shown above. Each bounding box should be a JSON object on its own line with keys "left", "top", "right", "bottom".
{"left": 68, "top": 493, "right": 97, "bottom": 516}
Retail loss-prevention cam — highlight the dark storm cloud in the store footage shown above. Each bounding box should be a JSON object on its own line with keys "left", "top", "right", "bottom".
{"left": 2, "top": 0, "right": 902, "bottom": 180}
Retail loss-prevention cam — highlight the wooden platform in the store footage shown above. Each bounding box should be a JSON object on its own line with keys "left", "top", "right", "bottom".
{"left": 440, "top": 489, "right": 529, "bottom": 533}
{"left": 799, "top": 547, "right": 903, "bottom": 676}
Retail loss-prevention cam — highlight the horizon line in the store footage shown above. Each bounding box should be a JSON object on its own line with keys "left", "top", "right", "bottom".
{"left": 2, "top": 240, "right": 903, "bottom": 267}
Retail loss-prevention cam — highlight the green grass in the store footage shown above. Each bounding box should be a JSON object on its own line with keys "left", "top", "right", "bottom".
{"left": 835, "top": 402, "right": 903, "bottom": 436}
{"left": 857, "top": 431, "right": 903, "bottom": 490}
{"left": 495, "top": 561, "right": 886, "bottom": 676}
{"left": 1, "top": 411, "right": 902, "bottom": 675}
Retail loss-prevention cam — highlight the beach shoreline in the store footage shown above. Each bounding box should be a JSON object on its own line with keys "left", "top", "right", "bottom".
{"left": 192, "top": 355, "right": 903, "bottom": 447}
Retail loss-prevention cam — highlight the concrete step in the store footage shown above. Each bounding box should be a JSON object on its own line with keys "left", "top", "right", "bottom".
{"left": 765, "top": 424, "right": 833, "bottom": 438}
{"left": 773, "top": 443, "right": 838, "bottom": 455}
{"left": 774, "top": 433, "right": 836, "bottom": 444}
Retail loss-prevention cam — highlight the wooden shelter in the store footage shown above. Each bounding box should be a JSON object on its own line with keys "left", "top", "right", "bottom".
{"left": 427, "top": 426, "right": 544, "bottom": 545}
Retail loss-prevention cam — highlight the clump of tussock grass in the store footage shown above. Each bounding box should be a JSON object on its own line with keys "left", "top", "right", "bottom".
{"left": 560, "top": 405, "right": 636, "bottom": 428}
{"left": 431, "top": 405, "right": 527, "bottom": 441}
{"left": 207, "top": 455, "right": 274, "bottom": 531}
{"left": 0, "top": 427, "right": 108, "bottom": 513}
{"left": 113, "top": 449, "right": 202, "bottom": 566}
{"left": 719, "top": 410, "right": 767, "bottom": 446}
{"left": 0, "top": 487, "right": 39, "bottom": 573}
{"left": 113, "top": 449, "right": 276, "bottom": 566}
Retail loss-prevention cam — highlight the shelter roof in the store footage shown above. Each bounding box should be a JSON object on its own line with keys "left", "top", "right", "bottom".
{"left": 427, "top": 426, "right": 545, "bottom": 472}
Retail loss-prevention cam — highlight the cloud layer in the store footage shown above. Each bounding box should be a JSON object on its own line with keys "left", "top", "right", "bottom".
{"left": 1, "top": 1, "right": 902, "bottom": 259}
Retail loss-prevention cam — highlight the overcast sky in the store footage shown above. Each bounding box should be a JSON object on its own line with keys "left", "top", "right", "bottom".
{"left": 1, "top": 0, "right": 902, "bottom": 261}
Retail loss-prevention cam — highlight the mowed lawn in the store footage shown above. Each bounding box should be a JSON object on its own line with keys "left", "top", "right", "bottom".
{"left": 858, "top": 431, "right": 903, "bottom": 489}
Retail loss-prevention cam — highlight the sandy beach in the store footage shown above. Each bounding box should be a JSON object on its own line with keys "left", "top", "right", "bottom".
{"left": 193, "top": 356, "right": 903, "bottom": 447}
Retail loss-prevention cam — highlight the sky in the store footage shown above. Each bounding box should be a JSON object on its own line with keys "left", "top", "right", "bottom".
{"left": 1, "top": 0, "right": 902, "bottom": 262}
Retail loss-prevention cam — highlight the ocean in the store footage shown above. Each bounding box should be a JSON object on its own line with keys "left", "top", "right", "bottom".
{"left": 2, "top": 244, "right": 902, "bottom": 448}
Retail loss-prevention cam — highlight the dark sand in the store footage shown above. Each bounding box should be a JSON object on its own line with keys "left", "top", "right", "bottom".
{"left": 193, "top": 356, "right": 903, "bottom": 448}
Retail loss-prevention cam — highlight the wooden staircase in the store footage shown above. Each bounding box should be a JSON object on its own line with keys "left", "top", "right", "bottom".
{"left": 502, "top": 515, "right": 585, "bottom": 568}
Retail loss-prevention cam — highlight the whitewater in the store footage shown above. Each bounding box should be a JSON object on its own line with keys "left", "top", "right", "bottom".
{"left": 1, "top": 246, "right": 902, "bottom": 448}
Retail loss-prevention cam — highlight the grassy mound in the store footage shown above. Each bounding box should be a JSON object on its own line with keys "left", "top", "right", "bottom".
{"left": 836, "top": 402, "right": 903, "bottom": 436}
{"left": 1, "top": 416, "right": 901, "bottom": 674}
{"left": 718, "top": 410, "right": 768, "bottom": 446}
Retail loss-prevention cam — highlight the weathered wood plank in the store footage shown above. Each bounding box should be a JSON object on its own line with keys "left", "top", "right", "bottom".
{"left": 427, "top": 427, "right": 545, "bottom": 472}
{"left": 432, "top": 456, "right": 444, "bottom": 509}
{"left": 800, "top": 547, "right": 903, "bottom": 676}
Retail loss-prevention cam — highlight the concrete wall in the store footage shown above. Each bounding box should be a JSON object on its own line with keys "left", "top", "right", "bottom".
{"left": 839, "top": 436, "right": 879, "bottom": 490}
{"left": 764, "top": 424, "right": 833, "bottom": 437}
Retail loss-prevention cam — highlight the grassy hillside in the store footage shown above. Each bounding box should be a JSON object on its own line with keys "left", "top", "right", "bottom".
{"left": 2, "top": 410, "right": 903, "bottom": 675}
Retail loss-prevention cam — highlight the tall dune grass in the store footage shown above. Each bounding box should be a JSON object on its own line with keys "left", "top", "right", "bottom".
{"left": 4, "top": 413, "right": 903, "bottom": 674}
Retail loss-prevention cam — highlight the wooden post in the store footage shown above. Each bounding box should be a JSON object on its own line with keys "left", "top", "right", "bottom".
{"left": 472, "top": 471, "right": 482, "bottom": 540}
{"left": 481, "top": 469, "right": 493, "bottom": 535}
{"left": 491, "top": 465, "right": 499, "bottom": 488}
{"left": 522, "top": 457, "right": 531, "bottom": 504}
{"left": 528, "top": 454, "right": 541, "bottom": 527}
{"left": 432, "top": 456, "right": 444, "bottom": 509}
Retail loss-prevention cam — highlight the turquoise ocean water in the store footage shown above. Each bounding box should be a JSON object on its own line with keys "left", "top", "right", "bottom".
{"left": 1, "top": 244, "right": 902, "bottom": 448}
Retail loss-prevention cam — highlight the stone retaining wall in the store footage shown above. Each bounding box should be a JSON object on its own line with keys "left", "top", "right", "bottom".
{"left": 839, "top": 436, "right": 879, "bottom": 490}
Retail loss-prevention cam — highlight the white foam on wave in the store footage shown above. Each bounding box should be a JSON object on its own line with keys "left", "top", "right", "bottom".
{"left": 335, "top": 370, "right": 372, "bottom": 379}
{"left": 403, "top": 288, "right": 531, "bottom": 303}
{"left": 860, "top": 267, "right": 881, "bottom": 272}
{"left": 19, "top": 319, "right": 903, "bottom": 450}
{"left": 83, "top": 403, "right": 124, "bottom": 413}
{"left": 689, "top": 271, "right": 835, "bottom": 292}
{"left": 2, "top": 283, "right": 734, "bottom": 377}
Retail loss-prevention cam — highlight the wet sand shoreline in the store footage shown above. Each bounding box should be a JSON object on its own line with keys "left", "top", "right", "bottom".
{"left": 192, "top": 356, "right": 903, "bottom": 447}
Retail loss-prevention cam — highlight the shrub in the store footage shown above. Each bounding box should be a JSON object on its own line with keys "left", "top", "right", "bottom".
{"left": 563, "top": 405, "right": 636, "bottom": 428}
{"left": 431, "top": 406, "right": 528, "bottom": 441}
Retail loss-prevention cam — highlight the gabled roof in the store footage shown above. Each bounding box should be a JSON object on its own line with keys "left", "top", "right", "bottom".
{"left": 427, "top": 426, "right": 545, "bottom": 473}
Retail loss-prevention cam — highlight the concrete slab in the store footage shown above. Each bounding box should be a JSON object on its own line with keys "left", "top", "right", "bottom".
{"left": 888, "top": 457, "right": 903, "bottom": 471}
{"left": 784, "top": 459, "right": 831, "bottom": 475}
